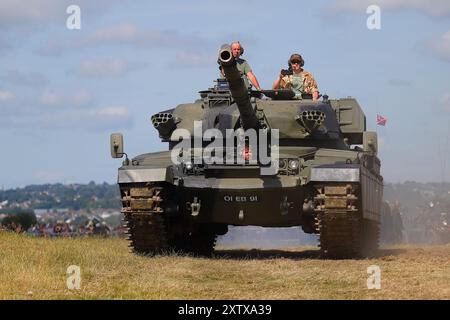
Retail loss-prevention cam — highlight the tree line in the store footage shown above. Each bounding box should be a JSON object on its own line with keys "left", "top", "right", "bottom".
{"left": 0, "top": 181, "right": 121, "bottom": 210}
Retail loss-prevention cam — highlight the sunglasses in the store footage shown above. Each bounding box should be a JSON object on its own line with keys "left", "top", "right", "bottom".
{"left": 290, "top": 60, "right": 301, "bottom": 64}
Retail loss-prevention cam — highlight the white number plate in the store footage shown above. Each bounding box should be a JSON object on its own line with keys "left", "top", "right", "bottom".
{"left": 223, "top": 195, "right": 259, "bottom": 202}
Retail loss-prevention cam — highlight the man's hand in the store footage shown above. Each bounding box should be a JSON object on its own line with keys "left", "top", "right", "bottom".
{"left": 247, "top": 71, "right": 261, "bottom": 91}
{"left": 280, "top": 69, "right": 292, "bottom": 77}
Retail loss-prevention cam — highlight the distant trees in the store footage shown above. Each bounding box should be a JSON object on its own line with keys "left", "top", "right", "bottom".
{"left": 1, "top": 209, "right": 37, "bottom": 232}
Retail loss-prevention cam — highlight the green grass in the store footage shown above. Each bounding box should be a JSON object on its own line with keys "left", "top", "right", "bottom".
{"left": 0, "top": 231, "right": 449, "bottom": 299}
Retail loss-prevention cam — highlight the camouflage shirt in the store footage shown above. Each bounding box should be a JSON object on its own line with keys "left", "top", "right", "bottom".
{"left": 279, "top": 70, "right": 318, "bottom": 99}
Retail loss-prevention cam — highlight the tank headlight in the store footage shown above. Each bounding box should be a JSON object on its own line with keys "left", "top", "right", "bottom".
{"left": 288, "top": 159, "right": 299, "bottom": 170}
{"left": 279, "top": 159, "right": 288, "bottom": 169}
{"left": 185, "top": 161, "right": 193, "bottom": 171}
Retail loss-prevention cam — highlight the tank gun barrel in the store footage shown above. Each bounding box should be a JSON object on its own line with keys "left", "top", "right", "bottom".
{"left": 218, "top": 44, "right": 259, "bottom": 130}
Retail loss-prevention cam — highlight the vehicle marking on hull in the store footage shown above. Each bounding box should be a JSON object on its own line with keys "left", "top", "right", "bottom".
{"left": 223, "top": 195, "right": 259, "bottom": 202}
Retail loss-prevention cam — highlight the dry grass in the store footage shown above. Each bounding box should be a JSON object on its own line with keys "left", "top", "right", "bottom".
{"left": 0, "top": 231, "right": 449, "bottom": 300}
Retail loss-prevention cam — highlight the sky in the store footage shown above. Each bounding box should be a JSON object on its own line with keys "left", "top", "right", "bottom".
{"left": 0, "top": 0, "right": 449, "bottom": 188}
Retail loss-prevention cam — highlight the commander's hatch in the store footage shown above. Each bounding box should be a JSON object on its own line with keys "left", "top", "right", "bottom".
{"left": 330, "top": 97, "right": 366, "bottom": 145}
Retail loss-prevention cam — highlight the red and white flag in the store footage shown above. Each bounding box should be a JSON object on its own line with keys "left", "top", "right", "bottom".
{"left": 376, "top": 114, "right": 387, "bottom": 126}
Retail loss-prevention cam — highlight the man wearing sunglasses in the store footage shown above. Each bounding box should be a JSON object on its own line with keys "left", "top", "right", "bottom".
{"left": 272, "top": 53, "right": 319, "bottom": 101}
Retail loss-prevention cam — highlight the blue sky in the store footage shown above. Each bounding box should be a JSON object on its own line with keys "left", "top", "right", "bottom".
{"left": 0, "top": 0, "right": 449, "bottom": 188}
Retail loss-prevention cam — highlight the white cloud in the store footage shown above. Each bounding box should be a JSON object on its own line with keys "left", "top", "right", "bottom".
{"left": 0, "top": 86, "right": 128, "bottom": 132}
{"left": 86, "top": 23, "right": 139, "bottom": 44}
{"left": 39, "top": 88, "right": 92, "bottom": 107}
{"left": 426, "top": 31, "right": 450, "bottom": 62}
{"left": 0, "top": 0, "right": 121, "bottom": 30}
{"left": 0, "top": 0, "right": 123, "bottom": 53}
{"left": 327, "top": 0, "right": 450, "bottom": 18}
{"left": 40, "top": 89, "right": 62, "bottom": 106}
{"left": 73, "top": 58, "right": 144, "bottom": 78}
{"left": 40, "top": 106, "right": 133, "bottom": 131}
{"left": 97, "top": 107, "right": 130, "bottom": 117}
{"left": 0, "top": 90, "right": 15, "bottom": 102}
{"left": 1, "top": 69, "right": 48, "bottom": 87}
{"left": 171, "top": 52, "right": 215, "bottom": 68}
{"left": 1, "top": 99, "right": 132, "bottom": 131}
{"left": 37, "top": 23, "right": 206, "bottom": 56}
{"left": 72, "top": 89, "right": 92, "bottom": 106}
{"left": 0, "top": 0, "right": 64, "bottom": 28}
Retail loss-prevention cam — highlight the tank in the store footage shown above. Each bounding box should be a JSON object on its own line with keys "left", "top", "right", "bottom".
{"left": 110, "top": 44, "right": 383, "bottom": 258}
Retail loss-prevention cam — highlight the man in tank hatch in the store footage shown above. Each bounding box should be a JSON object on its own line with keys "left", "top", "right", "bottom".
{"left": 272, "top": 53, "right": 319, "bottom": 101}
{"left": 219, "top": 41, "right": 262, "bottom": 91}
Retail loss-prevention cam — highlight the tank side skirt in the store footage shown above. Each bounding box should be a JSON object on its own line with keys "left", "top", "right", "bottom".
{"left": 360, "top": 167, "right": 383, "bottom": 222}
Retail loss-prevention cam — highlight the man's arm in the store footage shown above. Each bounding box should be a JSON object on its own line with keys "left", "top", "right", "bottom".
{"left": 272, "top": 74, "right": 282, "bottom": 89}
{"left": 246, "top": 71, "right": 261, "bottom": 91}
{"left": 303, "top": 71, "right": 319, "bottom": 101}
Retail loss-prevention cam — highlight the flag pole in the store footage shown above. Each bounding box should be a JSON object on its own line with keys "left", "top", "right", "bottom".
{"left": 375, "top": 95, "right": 379, "bottom": 134}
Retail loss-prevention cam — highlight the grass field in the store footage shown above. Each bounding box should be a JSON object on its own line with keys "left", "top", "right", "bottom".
{"left": 0, "top": 231, "right": 449, "bottom": 299}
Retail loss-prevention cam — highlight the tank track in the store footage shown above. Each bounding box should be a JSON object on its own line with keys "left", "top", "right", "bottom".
{"left": 122, "top": 185, "right": 169, "bottom": 255}
{"left": 314, "top": 184, "right": 379, "bottom": 258}
{"left": 168, "top": 225, "right": 217, "bottom": 257}
{"left": 121, "top": 183, "right": 216, "bottom": 256}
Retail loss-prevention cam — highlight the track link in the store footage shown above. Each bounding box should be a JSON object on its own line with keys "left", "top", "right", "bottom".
{"left": 121, "top": 183, "right": 217, "bottom": 256}
{"left": 122, "top": 185, "right": 169, "bottom": 255}
{"left": 314, "top": 184, "right": 379, "bottom": 258}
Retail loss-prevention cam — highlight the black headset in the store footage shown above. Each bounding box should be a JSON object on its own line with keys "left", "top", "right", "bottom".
{"left": 288, "top": 54, "right": 304, "bottom": 68}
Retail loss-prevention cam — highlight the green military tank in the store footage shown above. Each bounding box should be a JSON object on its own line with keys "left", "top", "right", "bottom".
{"left": 110, "top": 44, "right": 383, "bottom": 258}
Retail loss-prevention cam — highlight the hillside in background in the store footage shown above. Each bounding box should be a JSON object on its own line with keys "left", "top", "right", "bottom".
{"left": 1, "top": 181, "right": 449, "bottom": 214}
{"left": 0, "top": 182, "right": 120, "bottom": 210}
{"left": 1, "top": 182, "right": 449, "bottom": 245}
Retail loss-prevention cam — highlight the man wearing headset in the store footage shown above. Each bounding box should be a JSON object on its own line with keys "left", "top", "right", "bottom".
{"left": 221, "top": 41, "right": 262, "bottom": 91}
{"left": 272, "top": 53, "right": 318, "bottom": 101}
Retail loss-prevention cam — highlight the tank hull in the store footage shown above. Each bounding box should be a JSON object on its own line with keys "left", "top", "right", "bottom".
{"left": 118, "top": 148, "right": 383, "bottom": 226}
{"left": 177, "top": 182, "right": 307, "bottom": 227}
